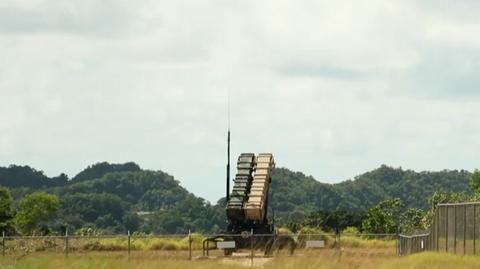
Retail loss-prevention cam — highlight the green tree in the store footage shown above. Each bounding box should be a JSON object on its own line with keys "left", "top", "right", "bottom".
{"left": 429, "top": 190, "right": 472, "bottom": 210}
{"left": 71, "top": 162, "right": 140, "bottom": 182}
{"left": 14, "top": 192, "right": 59, "bottom": 235}
{"left": 122, "top": 211, "right": 142, "bottom": 232}
{"left": 469, "top": 169, "right": 480, "bottom": 194}
{"left": 362, "top": 198, "right": 403, "bottom": 234}
{"left": 400, "top": 208, "right": 426, "bottom": 234}
{"left": 302, "top": 210, "right": 364, "bottom": 232}
{"left": 0, "top": 186, "right": 14, "bottom": 233}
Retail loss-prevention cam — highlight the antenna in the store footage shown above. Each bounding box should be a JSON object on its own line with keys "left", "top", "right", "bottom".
{"left": 226, "top": 90, "right": 231, "bottom": 202}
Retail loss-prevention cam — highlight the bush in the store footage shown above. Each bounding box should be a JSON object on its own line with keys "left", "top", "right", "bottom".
{"left": 83, "top": 241, "right": 127, "bottom": 251}
{"left": 342, "top": 226, "right": 360, "bottom": 235}
{"left": 297, "top": 227, "right": 334, "bottom": 248}
{"left": 161, "top": 243, "right": 178, "bottom": 251}
{"left": 148, "top": 239, "right": 181, "bottom": 251}
{"left": 278, "top": 227, "right": 293, "bottom": 235}
{"left": 179, "top": 233, "right": 204, "bottom": 250}
{"left": 340, "top": 236, "right": 395, "bottom": 248}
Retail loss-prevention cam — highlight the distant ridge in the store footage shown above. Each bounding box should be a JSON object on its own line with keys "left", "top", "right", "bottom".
{"left": 71, "top": 162, "right": 141, "bottom": 182}
{"left": 269, "top": 165, "right": 472, "bottom": 222}
{"left": 0, "top": 162, "right": 473, "bottom": 233}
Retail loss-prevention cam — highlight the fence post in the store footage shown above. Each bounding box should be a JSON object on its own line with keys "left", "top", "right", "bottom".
{"left": 398, "top": 234, "right": 401, "bottom": 256}
{"left": 398, "top": 236, "right": 401, "bottom": 256}
{"left": 250, "top": 228, "right": 254, "bottom": 266}
{"left": 188, "top": 230, "right": 192, "bottom": 260}
{"left": 2, "top": 231, "right": 5, "bottom": 257}
{"left": 337, "top": 228, "right": 341, "bottom": 250}
{"left": 127, "top": 230, "right": 131, "bottom": 257}
{"left": 464, "top": 205, "right": 467, "bottom": 256}
{"left": 436, "top": 207, "right": 439, "bottom": 252}
{"left": 454, "top": 205, "right": 457, "bottom": 254}
{"left": 273, "top": 227, "right": 277, "bottom": 252}
{"left": 65, "top": 229, "right": 69, "bottom": 258}
{"left": 445, "top": 206, "right": 448, "bottom": 252}
{"left": 474, "top": 204, "right": 477, "bottom": 255}
{"left": 334, "top": 228, "right": 337, "bottom": 247}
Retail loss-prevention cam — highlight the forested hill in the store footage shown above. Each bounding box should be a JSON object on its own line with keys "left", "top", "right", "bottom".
{"left": 0, "top": 163, "right": 225, "bottom": 234}
{"left": 0, "top": 162, "right": 473, "bottom": 233}
{"left": 0, "top": 162, "right": 141, "bottom": 190}
{"left": 269, "top": 166, "right": 472, "bottom": 222}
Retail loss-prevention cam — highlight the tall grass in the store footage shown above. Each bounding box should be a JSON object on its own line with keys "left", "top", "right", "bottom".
{"left": 2, "top": 234, "right": 396, "bottom": 257}
{"left": 0, "top": 251, "right": 479, "bottom": 269}
{"left": 3, "top": 234, "right": 207, "bottom": 254}
{"left": 84, "top": 235, "right": 204, "bottom": 251}
{"left": 340, "top": 235, "right": 396, "bottom": 248}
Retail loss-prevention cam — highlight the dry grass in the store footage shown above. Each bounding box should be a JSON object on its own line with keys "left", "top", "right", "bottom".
{"left": 2, "top": 234, "right": 207, "bottom": 254}
{"left": 1, "top": 250, "right": 479, "bottom": 269}
{"left": 340, "top": 236, "right": 396, "bottom": 248}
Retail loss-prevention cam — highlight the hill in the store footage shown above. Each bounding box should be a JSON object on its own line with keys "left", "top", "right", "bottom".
{"left": 269, "top": 165, "right": 472, "bottom": 222}
{"left": 56, "top": 170, "right": 225, "bottom": 234}
{"left": 71, "top": 162, "right": 141, "bottom": 182}
{"left": 0, "top": 165, "right": 68, "bottom": 189}
{"left": 0, "top": 162, "right": 473, "bottom": 233}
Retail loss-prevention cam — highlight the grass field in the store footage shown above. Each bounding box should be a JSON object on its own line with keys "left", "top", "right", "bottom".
{"left": 1, "top": 234, "right": 396, "bottom": 254}
{"left": 1, "top": 250, "right": 479, "bottom": 269}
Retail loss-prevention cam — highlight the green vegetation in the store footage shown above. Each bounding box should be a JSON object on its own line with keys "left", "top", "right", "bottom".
{"left": 286, "top": 210, "right": 364, "bottom": 233}
{"left": 14, "top": 192, "right": 59, "bottom": 235}
{"left": 1, "top": 251, "right": 480, "bottom": 269}
{"left": 71, "top": 162, "right": 141, "bottom": 182}
{"left": 362, "top": 198, "right": 402, "bottom": 234}
{"left": 399, "top": 208, "right": 427, "bottom": 234}
{"left": 0, "top": 163, "right": 225, "bottom": 235}
{"left": 0, "top": 165, "right": 67, "bottom": 190}
{"left": 340, "top": 235, "right": 396, "bottom": 248}
{"left": 79, "top": 234, "right": 206, "bottom": 251}
{"left": 56, "top": 170, "right": 225, "bottom": 234}
{"left": 469, "top": 169, "right": 480, "bottom": 195}
{"left": 0, "top": 162, "right": 476, "bottom": 235}
{"left": 0, "top": 186, "right": 14, "bottom": 233}
{"left": 269, "top": 166, "right": 472, "bottom": 224}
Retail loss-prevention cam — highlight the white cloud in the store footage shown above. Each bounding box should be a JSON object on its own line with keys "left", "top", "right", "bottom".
{"left": 1, "top": 0, "right": 480, "bottom": 202}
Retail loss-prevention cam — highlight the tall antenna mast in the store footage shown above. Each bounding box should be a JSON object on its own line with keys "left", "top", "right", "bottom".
{"left": 226, "top": 90, "right": 231, "bottom": 202}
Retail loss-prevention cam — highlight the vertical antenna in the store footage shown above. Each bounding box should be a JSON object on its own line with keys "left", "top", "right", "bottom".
{"left": 226, "top": 90, "right": 231, "bottom": 202}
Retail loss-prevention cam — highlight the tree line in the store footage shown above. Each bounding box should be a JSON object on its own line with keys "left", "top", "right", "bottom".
{"left": 0, "top": 162, "right": 478, "bottom": 235}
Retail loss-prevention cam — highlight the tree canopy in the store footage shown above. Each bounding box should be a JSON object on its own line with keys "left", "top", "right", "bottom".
{"left": 0, "top": 162, "right": 475, "bottom": 234}
{"left": 71, "top": 162, "right": 141, "bottom": 182}
{"left": 0, "top": 186, "right": 14, "bottom": 233}
{"left": 362, "top": 198, "right": 403, "bottom": 234}
{"left": 14, "top": 192, "right": 59, "bottom": 235}
{"left": 469, "top": 169, "right": 480, "bottom": 195}
{"left": 270, "top": 165, "right": 472, "bottom": 224}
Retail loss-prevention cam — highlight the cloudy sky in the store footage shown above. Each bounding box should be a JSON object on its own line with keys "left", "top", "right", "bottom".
{"left": 1, "top": 0, "right": 479, "bottom": 202}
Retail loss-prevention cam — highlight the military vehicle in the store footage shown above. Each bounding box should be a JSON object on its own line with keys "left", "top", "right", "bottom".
{"left": 226, "top": 153, "right": 275, "bottom": 235}
{"left": 203, "top": 132, "right": 296, "bottom": 256}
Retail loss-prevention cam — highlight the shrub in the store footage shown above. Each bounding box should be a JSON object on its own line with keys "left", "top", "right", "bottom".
{"left": 339, "top": 236, "right": 395, "bottom": 248}
{"left": 162, "top": 243, "right": 178, "bottom": 251}
{"left": 342, "top": 226, "right": 360, "bottom": 235}
{"left": 297, "top": 227, "right": 334, "bottom": 248}
{"left": 278, "top": 227, "right": 293, "bottom": 235}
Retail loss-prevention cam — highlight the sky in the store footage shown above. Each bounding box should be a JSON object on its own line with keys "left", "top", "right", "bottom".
{"left": 1, "top": 0, "right": 480, "bottom": 203}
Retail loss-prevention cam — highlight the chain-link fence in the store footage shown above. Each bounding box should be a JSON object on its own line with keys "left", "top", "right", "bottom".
{"left": 0, "top": 232, "right": 397, "bottom": 259}
{"left": 0, "top": 233, "right": 199, "bottom": 259}
{"left": 5, "top": 204, "right": 477, "bottom": 258}
{"left": 399, "top": 202, "right": 480, "bottom": 256}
